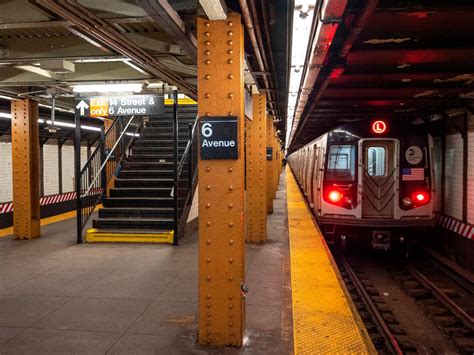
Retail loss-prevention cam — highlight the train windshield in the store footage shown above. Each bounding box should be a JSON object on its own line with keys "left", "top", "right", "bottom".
{"left": 326, "top": 144, "right": 356, "bottom": 182}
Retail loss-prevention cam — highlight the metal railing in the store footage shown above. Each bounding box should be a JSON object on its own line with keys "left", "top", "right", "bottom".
{"left": 172, "top": 92, "right": 199, "bottom": 244}
{"left": 75, "top": 115, "right": 143, "bottom": 243}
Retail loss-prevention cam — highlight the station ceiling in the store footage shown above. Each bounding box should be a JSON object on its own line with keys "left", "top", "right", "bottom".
{"left": 287, "top": 0, "right": 474, "bottom": 152}
{"left": 0, "top": 0, "right": 290, "bottom": 142}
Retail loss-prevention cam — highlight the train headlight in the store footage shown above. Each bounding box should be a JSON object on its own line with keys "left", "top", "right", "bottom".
{"left": 401, "top": 197, "right": 412, "bottom": 208}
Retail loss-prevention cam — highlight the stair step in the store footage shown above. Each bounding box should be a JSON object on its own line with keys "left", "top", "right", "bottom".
{"left": 104, "top": 197, "right": 174, "bottom": 208}
{"left": 122, "top": 161, "right": 183, "bottom": 169}
{"left": 119, "top": 170, "right": 175, "bottom": 179}
{"left": 86, "top": 228, "right": 174, "bottom": 243}
{"left": 126, "top": 155, "right": 182, "bottom": 162}
{"left": 115, "top": 178, "right": 173, "bottom": 188}
{"left": 93, "top": 217, "right": 174, "bottom": 230}
{"left": 110, "top": 187, "right": 172, "bottom": 198}
{"left": 134, "top": 140, "right": 188, "bottom": 147}
{"left": 132, "top": 146, "right": 186, "bottom": 153}
{"left": 99, "top": 207, "right": 173, "bottom": 218}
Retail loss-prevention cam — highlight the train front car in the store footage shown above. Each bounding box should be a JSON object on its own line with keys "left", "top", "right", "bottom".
{"left": 291, "top": 119, "right": 436, "bottom": 251}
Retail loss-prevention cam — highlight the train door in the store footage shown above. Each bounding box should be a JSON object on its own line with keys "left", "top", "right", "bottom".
{"left": 310, "top": 144, "right": 319, "bottom": 208}
{"left": 307, "top": 146, "right": 315, "bottom": 205}
{"left": 360, "top": 139, "right": 398, "bottom": 218}
{"left": 313, "top": 146, "right": 322, "bottom": 215}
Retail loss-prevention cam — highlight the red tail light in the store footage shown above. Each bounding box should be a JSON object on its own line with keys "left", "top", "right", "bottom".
{"left": 328, "top": 190, "right": 343, "bottom": 203}
{"left": 412, "top": 191, "right": 430, "bottom": 206}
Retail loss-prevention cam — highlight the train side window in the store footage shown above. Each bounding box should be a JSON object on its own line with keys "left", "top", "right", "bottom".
{"left": 326, "top": 144, "right": 356, "bottom": 182}
{"left": 367, "top": 147, "right": 386, "bottom": 176}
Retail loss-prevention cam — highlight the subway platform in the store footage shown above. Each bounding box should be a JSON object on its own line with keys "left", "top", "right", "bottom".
{"left": 0, "top": 171, "right": 373, "bottom": 354}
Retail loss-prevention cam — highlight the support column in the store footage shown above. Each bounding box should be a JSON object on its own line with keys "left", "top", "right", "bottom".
{"left": 197, "top": 14, "right": 245, "bottom": 346}
{"left": 266, "top": 117, "right": 274, "bottom": 213}
{"left": 245, "top": 93, "right": 267, "bottom": 243}
{"left": 11, "top": 99, "right": 40, "bottom": 239}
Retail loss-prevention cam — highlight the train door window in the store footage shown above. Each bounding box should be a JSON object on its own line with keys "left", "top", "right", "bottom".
{"left": 367, "top": 147, "right": 386, "bottom": 176}
{"left": 326, "top": 144, "right": 356, "bottom": 182}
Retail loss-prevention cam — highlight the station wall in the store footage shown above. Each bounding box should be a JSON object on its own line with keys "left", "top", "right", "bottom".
{"left": 0, "top": 137, "right": 93, "bottom": 228}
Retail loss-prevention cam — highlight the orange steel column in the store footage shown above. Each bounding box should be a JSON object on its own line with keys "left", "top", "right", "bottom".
{"left": 266, "top": 117, "right": 274, "bottom": 213}
{"left": 245, "top": 93, "right": 267, "bottom": 243}
{"left": 11, "top": 99, "right": 40, "bottom": 239}
{"left": 197, "top": 13, "right": 245, "bottom": 346}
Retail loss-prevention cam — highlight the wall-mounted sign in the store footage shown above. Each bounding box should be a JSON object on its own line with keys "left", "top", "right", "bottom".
{"left": 200, "top": 116, "right": 238, "bottom": 160}
{"left": 405, "top": 145, "right": 423, "bottom": 165}
{"left": 75, "top": 95, "right": 164, "bottom": 118}
{"left": 266, "top": 147, "right": 273, "bottom": 161}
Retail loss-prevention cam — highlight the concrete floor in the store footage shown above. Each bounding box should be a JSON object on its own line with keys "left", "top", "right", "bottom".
{"left": 0, "top": 175, "right": 292, "bottom": 354}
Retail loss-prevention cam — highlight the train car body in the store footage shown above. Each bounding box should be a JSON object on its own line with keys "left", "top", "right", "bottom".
{"left": 288, "top": 119, "right": 436, "bottom": 250}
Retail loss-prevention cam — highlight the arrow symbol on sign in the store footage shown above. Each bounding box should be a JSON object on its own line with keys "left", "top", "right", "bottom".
{"left": 76, "top": 100, "right": 89, "bottom": 116}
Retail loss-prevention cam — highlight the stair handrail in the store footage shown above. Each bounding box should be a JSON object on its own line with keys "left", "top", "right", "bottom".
{"left": 76, "top": 115, "right": 144, "bottom": 243}
{"left": 173, "top": 113, "right": 199, "bottom": 243}
{"left": 177, "top": 114, "right": 199, "bottom": 176}
{"left": 81, "top": 115, "right": 137, "bottom": 198}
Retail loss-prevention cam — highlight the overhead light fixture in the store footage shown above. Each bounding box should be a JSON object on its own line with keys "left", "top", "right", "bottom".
{"left": 286, "top": 0, "right": 317, "bottom": 148}
{"left": 0, "top": 95, "right": 13, "bottom": 100}
{"left": 122, "top": 60, "right": 147, "bottom": 75}
{"left": 0, "top": 114, "right": 101, "bottom": 132}
{"left": 39, "top": 103, "right": 74, "bottom": 113}
{"left": 71, "top": 83, "right": 143, "bottom": 94}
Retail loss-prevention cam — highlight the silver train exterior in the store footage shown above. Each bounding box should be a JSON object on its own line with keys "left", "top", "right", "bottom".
{"left": 287, "top": 119, "right": 436, "bottom": 250}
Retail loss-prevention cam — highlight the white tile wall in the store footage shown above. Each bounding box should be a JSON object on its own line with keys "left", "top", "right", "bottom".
{"left": 445, "top": 133, "right": 463, "bottom": 220}
{"left": 62, "top": 145, "right": 75, "bottom": 193}
{"left": 432, "top": 136, "right": 442, "bottom": 212}
{"left": 43, "top": 144, "right": 58, "bottom": 196}
{"left": 81, "top": 146, "right": 88, "bottom": 169}
{"left": 468, "top": 132, "right": 474, "bottom": 224}
{"left": 0, "top": 142, "right": 12, "bottom": 203}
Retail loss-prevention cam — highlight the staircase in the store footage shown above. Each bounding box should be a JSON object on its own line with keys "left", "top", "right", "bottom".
{"left": 86, "top": 105, "right": 198, "bottom": 243}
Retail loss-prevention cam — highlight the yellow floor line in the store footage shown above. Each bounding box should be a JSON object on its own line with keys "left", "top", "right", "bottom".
{"left": 0, "top": 204, "right": 103, "bottom": 238}
{"left": 286, "top": 167, "right": 376, "bottom": 354}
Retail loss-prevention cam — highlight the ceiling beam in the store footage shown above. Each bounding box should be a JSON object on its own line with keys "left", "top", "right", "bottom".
{"left": 199, "top": 0, "right": 227, "bottom": 20}
{"left": 136, "top": 0, "right": 197, "bottom": 61}
{"left": 0, "top": 16, "right": 154, "bottom": 30}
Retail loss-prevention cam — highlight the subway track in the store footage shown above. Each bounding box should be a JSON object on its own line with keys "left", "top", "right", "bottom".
{"left": 394, "top": 249, "right": 474, "bottom": 354}
{"left": 334, "top": 244, "right": 472, "bottom": 354}
{"left": 337, "top": 254, "right": 412, "bottom": 354}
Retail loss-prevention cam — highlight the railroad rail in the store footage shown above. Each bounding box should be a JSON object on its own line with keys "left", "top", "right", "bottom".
{"left": 338, "top": 255, "right": 408, "bottom": 354}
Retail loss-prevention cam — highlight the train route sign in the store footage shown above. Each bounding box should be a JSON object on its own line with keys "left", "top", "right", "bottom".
{"left": 75, "top": 94, "right": 164, "bottom": 118}
{"left": 200, "top": 116, "right": 238, "bottom": 160}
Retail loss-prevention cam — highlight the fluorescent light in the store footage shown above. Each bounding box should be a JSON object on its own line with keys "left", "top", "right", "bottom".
{"left": 286, "top": 0, "right": 317, "bottom": 148}
{"left": 126, "top": 132, "right": 140, "bottom": 137}
{"left": 122, "top": 60, "right": 147, "bottom": 74}
{"left": 0, "top": 95, "right": 13, "bottom": 100}
{"left": 74, "top": 58, "right": 125, "bottom": 63}
{"left": 2, "top": 113, "right": 101, "bottom": 132}
{"left": 71, "top": 84, "right": 142, "bottom": 94}
{"left": 39, "top": 103, "right": 74, "bottom": 113}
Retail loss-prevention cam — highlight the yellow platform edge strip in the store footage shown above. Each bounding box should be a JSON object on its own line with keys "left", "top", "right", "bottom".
{"left": 86, "top": 228, "right": 174, "bottom": 244}
{"left": 0, "top": 206, "right": 103, "bottom": 238}
{"left": 286, "top": 167, "right": 376, "bottom": 355}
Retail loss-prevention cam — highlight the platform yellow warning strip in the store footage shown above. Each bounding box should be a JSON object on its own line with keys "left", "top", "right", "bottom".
{"left": 0, "top": 205, "right": 102, "bottom": 238}
{"left": 286, "top": 167, "right": 376, "bottom": 354}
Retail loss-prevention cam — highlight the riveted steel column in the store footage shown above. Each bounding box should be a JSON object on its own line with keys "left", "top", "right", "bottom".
{"left": 11, "top": 99, "right": 40, "bottom": 239}
{"left": 266, "top": 117, "right": 274, "bottom": 213}
{"left": 245, "top": 94, "right": 267, "bottom": 243}
{"left": 197, "top": 13, "right": 245, "bottom": 346}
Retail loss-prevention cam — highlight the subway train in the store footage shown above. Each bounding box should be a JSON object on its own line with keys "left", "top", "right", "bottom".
{"left": 288, "top": 119, "right": 436, "bottom": 250}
